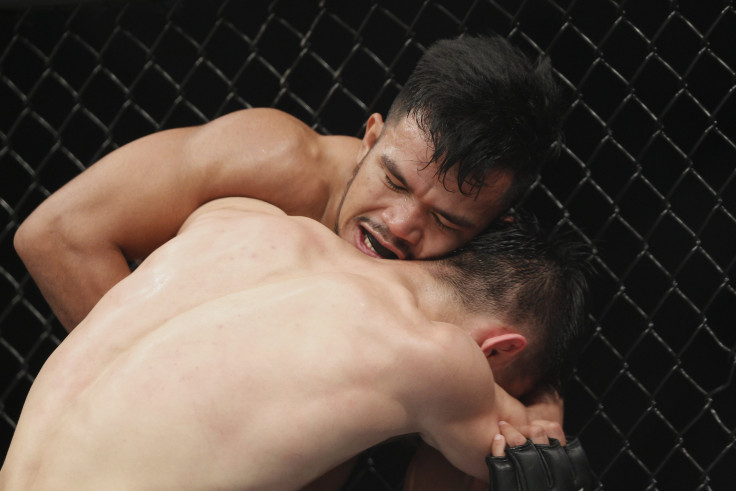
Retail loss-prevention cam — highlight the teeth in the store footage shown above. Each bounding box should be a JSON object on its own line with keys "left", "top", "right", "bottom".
{"left": 361, "top": 228, "right": 398, "bottom": 259}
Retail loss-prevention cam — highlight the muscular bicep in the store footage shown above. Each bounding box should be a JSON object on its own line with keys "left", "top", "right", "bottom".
{"left": 419, "top": 380, "right": 532, "bottom": 482}
{"left": 73, "top": 127, "right": 207, "bottom": 259}
{"left": 14, "top": 108, "right": 341, "bottom": 330}
{"left": 420, "top": 409, "right": 498, "bottom": 481}
{"left": 405, "top": 335, "right": 501, "bottom": 481}
{"left": 407, "top": 325, "right": 537, "bottom": 483}
{"left": 39, "top": 108, "right": 329, "bottom": 261}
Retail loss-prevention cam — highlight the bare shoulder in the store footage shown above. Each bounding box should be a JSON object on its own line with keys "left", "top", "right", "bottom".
{"left": 195, "top": 108, "right": 360, "bottom": 168}
{"left": 417, "top": 323, "right": 489, "bottom": 382}
{"left": 399, "top": 322, "right": 495, "bottom": 418}
{"left": 189, "top": 108, "right": 330, "bottom": 165}
{"left": 182, "top": 108, "right": 358, "bottom": 220}
{"left": 176, "top": 199, "right": 344, "bottom": 263}
{"left": 178, "top": 197, "right": 287, "bottom": 234}
{"left": 198, "top": 107, "right": 314, "bottom": 134}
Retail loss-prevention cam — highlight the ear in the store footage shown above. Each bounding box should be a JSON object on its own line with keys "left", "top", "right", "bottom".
{"left": 357, "top": 113, "right": 384, "bottom": 162}
{"left": 480, "top": 333, "right": 527, "bottom": 367}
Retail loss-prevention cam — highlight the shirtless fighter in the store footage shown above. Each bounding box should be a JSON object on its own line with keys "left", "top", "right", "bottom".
{"left": 1, "top": 198, "right": 591, "bottom": 490}
{"left": 14, "top": 35, "right": 563, "bottom": 332}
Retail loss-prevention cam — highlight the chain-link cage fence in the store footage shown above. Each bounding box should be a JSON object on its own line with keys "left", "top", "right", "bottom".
{"left": 1, "top": 0, "right": 734, "bottom": 489}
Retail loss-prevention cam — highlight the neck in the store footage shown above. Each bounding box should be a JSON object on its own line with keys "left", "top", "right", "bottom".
{"left": 393, "top": 260, "right": 461, "bottom": 324}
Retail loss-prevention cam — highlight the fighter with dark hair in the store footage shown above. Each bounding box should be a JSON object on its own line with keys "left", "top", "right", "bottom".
{"left": 14, "top": 35, "right": 587, "bottom": 488}
{"left": 16, "top": 34, "right": 563, "bottom": 331}
{"left": 386, "top": 35, "right": 562, "bottom": 206}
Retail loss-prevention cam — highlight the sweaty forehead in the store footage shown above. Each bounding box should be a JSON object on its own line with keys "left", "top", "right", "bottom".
{"left": 380, "top": 118, "right": 433, "bottom": 162}
{"left": 437, "top": 160, "right": 512, "bottom": 195}
{"left": 383, "top": 117, "right": 512, "bottom": 195}
{"left": 419, "top": 163, "right": 513, "bottom": 229}
{"left": 423, "top": 161, "right": 514, "bottom": 220}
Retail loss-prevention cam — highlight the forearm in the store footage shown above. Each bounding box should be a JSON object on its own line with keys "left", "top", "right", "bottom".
{"left": 15, "top": 222, "right": 132, "bottom": 331}
{"left": 411, "top": 386, "right": 585, "bottom": 490}
{"left": 13, "top": 109, "right": 330, "bottom": 330}
{"left": 13, "top": 128, "right": 195, "bottom": 330}
{"left": 423, "top": 384, "right": 528, "bottom": 482}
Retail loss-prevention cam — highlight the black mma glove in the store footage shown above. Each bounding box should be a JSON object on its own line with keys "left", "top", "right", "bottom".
{"left": 486, "top": 436, "right": 593, "bottom": 491}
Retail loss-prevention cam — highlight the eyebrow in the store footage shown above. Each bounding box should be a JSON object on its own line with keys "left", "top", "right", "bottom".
{"left": 381, "top": 155, "right": 477, "bottom": 230}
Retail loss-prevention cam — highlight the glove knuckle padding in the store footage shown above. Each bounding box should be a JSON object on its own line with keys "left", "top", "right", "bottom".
{"left": 563, "top": 437, "right": 594, "bottom": 490}
{"left": 486, "top": 437, "right": 594, "bottom": 491}
{"left": 487, "top": 439, "right": 547, "bottom": 490}
{"left": 486, "top": 454, "right": 520, "bottom": 491}
{"left": 540, "top": 438, "right": 575, "bottom": 489}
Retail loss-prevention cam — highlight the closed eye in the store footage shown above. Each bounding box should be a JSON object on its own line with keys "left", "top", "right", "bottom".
{"left": 384, "top": 174, "right": 406, "bottom": 192}
{"left": 386, "top": 174, "right": 459, "bottom": 232}
{"left": 432, "top": 213, "right": 458, "bottom": 232}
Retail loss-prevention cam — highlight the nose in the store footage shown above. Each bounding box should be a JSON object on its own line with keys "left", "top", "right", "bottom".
{"left": 382, "top": 201, "right": 424, "bottom": 246}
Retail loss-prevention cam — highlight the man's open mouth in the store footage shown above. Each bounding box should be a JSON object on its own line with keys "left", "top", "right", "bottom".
{"left": 362, "top": 228, "right": 398, "bottom": 259}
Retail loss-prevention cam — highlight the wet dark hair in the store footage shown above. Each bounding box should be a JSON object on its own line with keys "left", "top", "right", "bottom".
{"left": 387, "top": 35, "right": 564, "bottom": 208}
{"left": 440, "top": 213, "right": 592, "bottom": 393}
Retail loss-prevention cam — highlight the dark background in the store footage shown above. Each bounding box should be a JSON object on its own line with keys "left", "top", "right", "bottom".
{"left": 1, "top": 0, "right": 734, "bottom": 489}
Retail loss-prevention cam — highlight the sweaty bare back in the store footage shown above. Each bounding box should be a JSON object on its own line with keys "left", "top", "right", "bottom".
{"left": 3, "top": 199, "right": 471, "bottom": 490}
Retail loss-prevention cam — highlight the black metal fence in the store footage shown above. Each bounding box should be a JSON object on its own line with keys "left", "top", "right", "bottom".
{"left": 1, "top": 1, "right": 734, "bottom": 489}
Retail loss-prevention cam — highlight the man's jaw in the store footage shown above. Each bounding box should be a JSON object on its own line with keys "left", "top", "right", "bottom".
{"left": 355, "top": 225, "right": 402, "bottom": 260}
